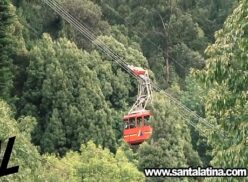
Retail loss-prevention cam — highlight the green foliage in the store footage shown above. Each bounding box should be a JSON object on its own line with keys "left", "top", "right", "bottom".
{"left": 20, "top": 34, "right": 117, "bottom": 154}
{"left": 1, "top": 99, "right": 142, "bottom": 181}
{"left": 192, "top": 0, "right": 237, "bottom": 42}
{"left": 59, "top": 0, "right": 111, "bottom": 50}
{"left": 0, "top": 0, "right": 243, "bottom": 181}
{"left": 0, "top": 99, "right": 38, "bottom": 181}
{"left": 0, "top": 0, "right": 16, "bottom": 102}
{"left": 97, "top": 0, "right": 235, "bottom": 87}
{"left": 92, "top": 35, "right": 150, "bottom": 109}
{"left": 59, "top": 141, "right": 144, "bottom": 182}
{"left": 195, "top": 0, "right": 248, "bottom": 181}
{"left": 0, "top": 99, "right": 74, "bottom": 181}
{"left": 180, "top": 76, "right": 212, "bottom": 166}
{"left": 13, "top": 0, "right": 58, "bottom": 40}
{"left": 18, "top": 32, "right": 152, "bottom": 155}
{"left": 41, "top": 141, "right": 145, "bottom": 182}
{"left": 0, "top": 0, "right": 30, "bottom": 111}
{"left": 95, "top": 35, "right": 149, "bottom": 68}
{"left": 90, "top": 35, "right": 152, "bottom": 140}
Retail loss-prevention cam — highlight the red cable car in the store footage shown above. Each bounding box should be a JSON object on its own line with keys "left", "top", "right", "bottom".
{"left": 123, "top": 65, "right": 153, "bottom": 145}
{"left": 123, "top": 110, "right": 153, "bottom": 145}
{"left": 131, "top": 67, "right": 146, "bottom": 76}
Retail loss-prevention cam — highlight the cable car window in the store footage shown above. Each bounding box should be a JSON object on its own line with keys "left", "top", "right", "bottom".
{"left": 144, "top": 116, "right": 150, "bottom": 125}
{"left": 124, "top": 122, "right": 129, "bottom": 129}
{"left": 129, "top": 118, "right": 136, "bottom": 128}
{"left": 123, "top": 119, "right": 129, "bottom": 129}
{"left": 137, "top": 117, "right": 142, "bottom": 127}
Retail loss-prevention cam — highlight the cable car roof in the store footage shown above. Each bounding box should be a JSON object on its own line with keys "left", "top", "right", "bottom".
{"left": 123, "top": 110, "right": 152, "bottom": 120}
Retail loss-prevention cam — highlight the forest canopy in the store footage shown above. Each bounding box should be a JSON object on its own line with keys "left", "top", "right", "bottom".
{"left": 1, "top": 0, "right": 247, "bottom": 181}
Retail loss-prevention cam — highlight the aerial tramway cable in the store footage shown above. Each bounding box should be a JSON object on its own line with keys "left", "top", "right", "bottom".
{"left": 41, "top": 0, "right": 225, "bottom": 138}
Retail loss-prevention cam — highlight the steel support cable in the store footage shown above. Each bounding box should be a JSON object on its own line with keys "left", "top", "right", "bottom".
{"left": 42, "top": 0, "right": 224, "bottom": 137}
{"left": 152, "top": 83, "right": 216, "bottom": 129}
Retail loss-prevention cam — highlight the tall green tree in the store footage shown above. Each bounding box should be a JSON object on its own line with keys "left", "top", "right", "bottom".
{"left": 92, "top": 35, "right": 149, "bottom": 110}
{"left": 59, "top": 0, "right": 111, "bottom": 50}
{"left": 180, "top": 76, "right": 212, "bottom": 166}
{"left": 0, "top": 0, "right": 29, "bottom": 111}
{"left": 0, "top": 0, "right": 16, "bottom": 101}
{"left": 195, "top": 1, "right": 248, "bottom": 181}
{"left": 20, "top": 34, "right": 117, "bottom": 154}
{"left": 192, "top": 0, "right": 237, "bottom": 42}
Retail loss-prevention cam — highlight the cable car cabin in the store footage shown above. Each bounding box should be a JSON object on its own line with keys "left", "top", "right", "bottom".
{"left": 128, "top": 65, "right": 146, "bottom": 76}
{"left": 123, "top": 110, "right": 153, "bottom": 145}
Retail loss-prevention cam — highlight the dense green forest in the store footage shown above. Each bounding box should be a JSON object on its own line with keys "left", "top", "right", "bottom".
{"left": 0, "top": 0, "right": 247, "bottom": 181}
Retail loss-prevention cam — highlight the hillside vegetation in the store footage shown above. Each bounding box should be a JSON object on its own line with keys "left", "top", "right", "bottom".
{"left": 1, "top": 0, "right": 247, "bottom": 181}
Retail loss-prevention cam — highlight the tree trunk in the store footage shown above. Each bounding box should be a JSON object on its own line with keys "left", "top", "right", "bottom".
{"left": 165, "top": 48, "right": 170, "bottom": 86}
{"left": 159, "top": 0, "right": 172, "bottom": 87}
